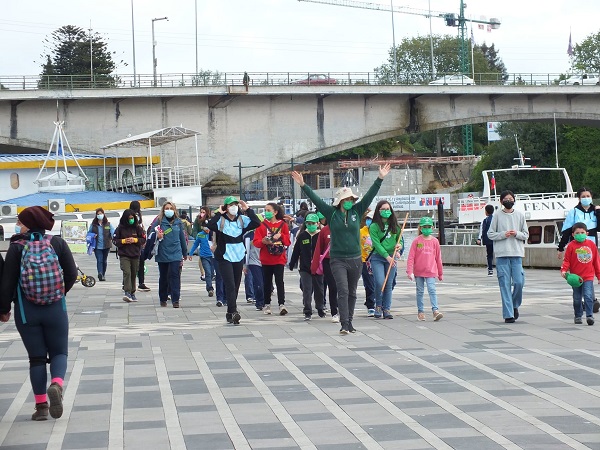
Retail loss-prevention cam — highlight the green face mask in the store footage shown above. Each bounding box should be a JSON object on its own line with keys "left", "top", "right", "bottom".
{"left": 306, "top": 224, "right": 318, "bottom": 233}
{"left": 380, "top": 210, "right": 392, "bottom": 219}
{"left": 128, "top": 218, "right": 135, "bottom": 225}
{"left": 574, "top": 233, "right": 587, "bottom": 243}
{"left": 343, "top": 201, "right": 354, "bottom": 211}
{"left": 421, "top": 227, "right": 433, "bottom": 236}
{"left": 264, "top": 211, "right": 274, "bottom": 220}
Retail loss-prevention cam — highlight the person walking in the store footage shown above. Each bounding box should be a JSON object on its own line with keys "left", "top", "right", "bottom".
{"left": 369, "top": 200, "right": 402, "bottom": 319}
{"left": 360, "top": 210, "right": 376, "bottom": 317}
{"left": 0, "top": 206, "right": 77, "bottom": 421}
{"left": 114, "top": 209, "right": 146, "bottom": 303}
{"left": 476, "top": 204, "right": 495, "bottom": 276}
{"left": 311, "top": 223, "right": 339, "bottom": 322}
{"left": 406, "top": 217, "right": 444, "bottom": 321}
{"left": 292, "top": 164, "right": 391, "bottom": 334}
{"left": 207, "top": 196, "right": 260, "bottom": 324}
{"left": 88, "top": 207, "right": 114, "bottom": 281}
{"left": 289, "top": 213, "right": 325, "bottom": 320}
{"left": 244, "top": 229, "right": 265, "bottom": 311}
{"left": 188, "top": 216, "right": 216, "bottom": 298}
{"left": 129, "top": 201, "right": 151, "bottom": 292}
{"left": 253, "top": 202, "right": 291, "bottom": 315}
{"left": 487, "top": 190, "right": 529, "bottom": 323}
{"left": 150, "top": 202, "right": 188, "bottom": 308}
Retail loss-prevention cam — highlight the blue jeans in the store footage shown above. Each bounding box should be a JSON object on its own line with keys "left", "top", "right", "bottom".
{"left": 248, "top": 265, "right": 265, "bottom": 308}
{"left": 361, "top": 262, "right": 375, "bottom": 309}
{"left": 370, "top": 254, "right": 395, "bottom": 310}
{"left": 94, "top": 248, "right": 110, "bottom": 276}
{"left": 200, "top": 257, "right": 214, "bottom": 292}
{"left": 244, "top": 267, "right": 254, "bottom": 300}
{"left": 158, "top": 261, "right": 182, "bottom": 304}
{"left": 496, "top": 257, "right": 524, "bottom": 319}
{"left": 213, "top": 260, "right": 226, "bottom": 303}
{"left": 416, "top": 277, "right": 439, "bottom": 312}
{"left": 573, "top": 280, "right": 594, "bottom": 318}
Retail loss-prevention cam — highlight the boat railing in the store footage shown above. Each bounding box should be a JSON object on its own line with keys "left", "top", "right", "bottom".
{"left": 444, "top": 226, "right": 479, "bottom": 246}
{"left": 153, "top": 165, "right": 199, "bottom": 189}
{"left": 459, "top": 191, "right": 576, "bottom": 206}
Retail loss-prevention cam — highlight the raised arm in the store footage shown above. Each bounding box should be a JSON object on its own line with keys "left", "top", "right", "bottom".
{"left": 291, "top": 171, "right": 334, "bottom": 218}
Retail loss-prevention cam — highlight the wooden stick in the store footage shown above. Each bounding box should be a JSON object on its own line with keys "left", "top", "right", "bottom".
{"left": 381, "top": 213, "right": 410, "bottom": 293}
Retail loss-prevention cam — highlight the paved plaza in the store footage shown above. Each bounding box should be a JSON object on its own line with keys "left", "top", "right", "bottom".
{"left": 0, "top": 254, "right": 599, "bottom": 449}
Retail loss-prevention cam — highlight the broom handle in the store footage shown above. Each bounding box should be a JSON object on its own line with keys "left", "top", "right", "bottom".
{"left": 381, "top": 213, "right": 409, "bottom": 293}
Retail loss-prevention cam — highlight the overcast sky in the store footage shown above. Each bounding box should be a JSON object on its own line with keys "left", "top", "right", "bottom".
{"left": 1, "top": 0, "right": 597, "bottom": 78}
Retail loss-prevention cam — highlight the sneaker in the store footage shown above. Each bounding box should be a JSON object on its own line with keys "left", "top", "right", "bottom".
{"left": 348, "top": 322, "right": 356, "bottom": 333}
{"left": 138, "top": 284, "right": 151, "bottom": 292}
{"left": 122, "top": 292, "right": 132, "bottom": 303}
{"left": 587, "top": 316, "right": 595, "bottom": 326}
{"left": 575, "top": 316, "right": 583, "bottom": 324}
{"left": 201, "top": 275, "right": 206, "bottom": 281}
{"left": 160, "top": 301, "right": 167, "bottom": 307}
{"left": 318, "top": 309, "right": 326, "bottom": 318}
{"left": 367, "top": 309, "right": 375, "bottom": 317}
{"left": 433, "top": 310, "right": 444, "bottom": 321}
{"left": 304, "top": 314, "right": 311, "bottom": 321}
{"left": 331, "top": 314, "right": 340, "bottom": 323}
{"left": 417, "top": 312, "right": 425, "bottom": 321}
{"left": 32, "top": 402, "right": 49, "bottom": 421}
{"left": 226, "top": 313, "right": 233, "bottom": 324}
{"left": 383, "top": 309, "right": 394, "bottom": 319}
{"left": 98, "top": 274, "right": 105, "bottom": 281}
{"left": 339, "top": 326, "right": 349, "bottom": 335}
{"left": 232, "top": 311, "right": 241, "bottom": 324}
{"left": 255, "top": 306, "right": 263, "bottom": 311}
{"left": 247, "top": 298, "right": 255, "bottom": 303}
{"left": 513, "top": 308, "right": 519, "bottom": 321}
{"left": 208, "top": 290, "right": 214, "bottom": 297}
{"left": 264, "top": 305, "right": 272, "bottom": 315}
{"left": 173, "top": 303, "right": 180, "bottom": 308}
{"left": 130, "top": 293, "right": 138, "bottom": 302}
{"left": 505, "top": 317, "right": 516, "bottom": 323}
{"left": 594, "top": 299, "right": 600, "bottom": 314}
{"left": 216, "top": 301, "right": 223, "bottom": 307}
{"left": 374, "top": 306, "right": 383, "bottom": 319}
{"left": 279, "top": 305, "right": 288, "bottom": 316}
{"left": 47, "top": 382, "right": 63, "bottom": 419}
{"left": 487, "top": 270, "right": 493, "bottom": 277}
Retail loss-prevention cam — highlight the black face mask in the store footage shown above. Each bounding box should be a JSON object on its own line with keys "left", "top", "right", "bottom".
{"left": 502, "top": 200, "right": 515, "bottom": 210}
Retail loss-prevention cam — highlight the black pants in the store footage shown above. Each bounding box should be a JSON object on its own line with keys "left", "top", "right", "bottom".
{"left": 322, "top": 258, "right": 338, "bottom": 316}
{"left": 217, "top": 259, "right": 244, "bottom": 314}
{"left": 262, "top": 264, "right": 285, "bottom": 305}
{"left": 485, "top": 244, "right": 494, "bottom": 271}
{"left": 137, "top": 254, "right": 145, "bottom": 285}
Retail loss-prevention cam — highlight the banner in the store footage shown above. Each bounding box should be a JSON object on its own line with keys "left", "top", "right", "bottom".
{"left": 61, "top": 220, "right": 89, "bottom": 253}
{"left": 487, "top": 122, "right": 501, "bottom": 141}
{"left": 370, "top": 194, "right": 450, "bottom": 211}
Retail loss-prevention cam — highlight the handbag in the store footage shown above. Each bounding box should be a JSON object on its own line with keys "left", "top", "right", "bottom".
{"left": 265, "top": 222, "right": 286, "bottom": 255}
{"left": 315, "top": 244, "right": 331, "bottom": 275}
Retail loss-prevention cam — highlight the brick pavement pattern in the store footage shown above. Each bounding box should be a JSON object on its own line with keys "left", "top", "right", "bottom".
{"left": 0, "top": 255, "right": 599, "bottom": 449}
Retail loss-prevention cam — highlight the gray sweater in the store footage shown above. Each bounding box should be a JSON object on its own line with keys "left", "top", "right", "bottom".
{"left": 487, "top": 209, "right": 529, "bottom": 258}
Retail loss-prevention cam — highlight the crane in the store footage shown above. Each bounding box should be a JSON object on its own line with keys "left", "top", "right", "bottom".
{"left": 297, "top": 0, "right": 501, "bottom": 155}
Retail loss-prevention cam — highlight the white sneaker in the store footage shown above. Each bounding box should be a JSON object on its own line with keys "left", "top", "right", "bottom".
{"left": 279, "top": 305, "right": 288, "bottom": 316}
{"left": 331, "top": 314, "right": 340, "bottom": 323}
{"left": 264, "top": 305, "right": 272, "bottom": 315}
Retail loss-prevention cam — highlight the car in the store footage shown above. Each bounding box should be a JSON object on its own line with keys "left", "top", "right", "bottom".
{"left": 292, "top": 74, "right": 337, "bottom": 85}
{"left": 559, "top": 74, "right": 600, "bottom": 85}
{"left": 429, "top": 74, "right": 476, "bottom": 86}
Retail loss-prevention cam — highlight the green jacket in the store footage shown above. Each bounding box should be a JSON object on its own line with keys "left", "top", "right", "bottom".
{"left": 369, "top": 222, "right": 399, "bottom": 258}
{"left": 301, "top": 178, "right": 383, "bottom": 258}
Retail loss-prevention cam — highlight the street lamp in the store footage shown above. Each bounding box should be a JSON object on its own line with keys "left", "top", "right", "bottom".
{"left": 152, "top": 16, "right": 168, "bottom": 87}
{"left": 235, "top": 162, "right": 264, "bottom": 201}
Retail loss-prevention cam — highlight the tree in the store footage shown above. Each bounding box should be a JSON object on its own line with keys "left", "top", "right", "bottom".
{"left": 478, "top": 42, "right": 508, "bottom": 81}
{"left": 313, "top": 138, "right": 398, "bottom": 162}
{"left": 573, "top": 31, "right": 600, "bottom": 73}
{"left": 38, "top": 25, "right": 124, "bottom": 88}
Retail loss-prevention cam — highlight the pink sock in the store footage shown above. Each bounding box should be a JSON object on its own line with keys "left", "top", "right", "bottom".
{"left": 35, "top": 394, "right": 47, "bottom": 404}
{"left": 51, "top": 378, "right": 63, "bottom": 387}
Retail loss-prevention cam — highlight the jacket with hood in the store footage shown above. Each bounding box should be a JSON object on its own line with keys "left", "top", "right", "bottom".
{"left": 114, "top": 214, "right": 146, "bottom": 259}
{"left": 558, "top": 203, "right": 600, "bottom": 251}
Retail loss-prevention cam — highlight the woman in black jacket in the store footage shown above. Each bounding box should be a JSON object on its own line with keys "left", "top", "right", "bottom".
{"left": 114, "top": 209, "right": 146, "bottom": 303}
{"left": 0, "top": 206, "right": 77, "bottom": 421}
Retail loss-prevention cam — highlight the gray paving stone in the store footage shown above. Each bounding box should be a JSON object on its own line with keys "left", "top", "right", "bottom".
{"left": 61, "top": 431, "right": 109, "bottom": 449}
{"left": 123, "top": 419, "right": 167, "bottom": 430}
{"left": 183, "top": 433, "right": 234, "bottom": 449}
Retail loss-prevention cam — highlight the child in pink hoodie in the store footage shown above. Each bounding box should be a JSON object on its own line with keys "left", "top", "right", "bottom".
{"left": 406, "top": 216, "right": 444, "bottom": 321}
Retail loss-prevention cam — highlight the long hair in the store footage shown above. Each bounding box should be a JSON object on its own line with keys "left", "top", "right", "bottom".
{"left": 196, "top": 206, "right": 211, "bottom": 225}
{"left": 372, "top": 200, "right": 399, "bottom": 234}
{"left": 92, "top": 207, "right": 108, "bottom": 226}
{"left": 266, "top": 202, "right": 284, "bottom": 220}
{"left": 119, "top": 208, "right": 137, "bottom": 227}
{"left": 157, "top": 201, "right": 179, "bottom": 222}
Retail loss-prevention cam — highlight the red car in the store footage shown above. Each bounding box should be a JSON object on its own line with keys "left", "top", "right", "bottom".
{"left": 292, "top": 74, "right": 337, "bottom": 85}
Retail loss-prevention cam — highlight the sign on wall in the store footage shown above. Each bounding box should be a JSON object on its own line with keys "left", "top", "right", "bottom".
{"left": 370, "top": 194, "right": 451, "bottom": 211}
{"left": 61, "top": 220, "right": 88, "bottom": 253}
{"left": 487, "top": 122, "right": 501, "bottom": 141}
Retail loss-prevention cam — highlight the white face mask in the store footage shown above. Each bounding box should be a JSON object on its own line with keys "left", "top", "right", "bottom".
{"left": 228, "top": 205, "right": 239, "bottom": 216}
{"left": 97, "top": 214, "right": 104, "bottom": 220}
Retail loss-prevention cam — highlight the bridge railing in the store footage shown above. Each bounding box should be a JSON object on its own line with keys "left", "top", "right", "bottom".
{"left": 0, "top": 72, "right": 576, "bottom": 91}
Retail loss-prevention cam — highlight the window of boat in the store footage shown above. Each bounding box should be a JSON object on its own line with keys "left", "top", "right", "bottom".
{"left": 528, "top": 226, "right": 542, "bottom": 244}
{"left": 54, "top": 214, "right": 78, "bottom": 221}
{"left": 0, "top": 217, "right": 17, "bottom": 223}
{"left": 10, "top": 173, "right": 19, "bottom": 189}
{"left": 544, "top": 225, "right": 557, "bottom": 244}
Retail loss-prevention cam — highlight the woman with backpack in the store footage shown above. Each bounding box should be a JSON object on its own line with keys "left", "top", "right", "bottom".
{"left": 0, "top": 206, "right": 77, "bottom": 421}
{"left": 114, "top": 209, "right": 146, "bottom": 303}
{"left": 88, "top": 207, "right": 115, "bottom": 281}
{"left": 253, "top": 202, "right": 291, "bottom": 315}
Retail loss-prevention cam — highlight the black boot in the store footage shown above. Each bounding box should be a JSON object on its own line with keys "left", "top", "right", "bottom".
{"left": 348, "top": 320, "right": 356, "bottom": 333}
{"left": 226, "top": 313, "right": 233, "bottom": 324}
{"left": 340, "top": 321, "right": 349, "bottom": 335}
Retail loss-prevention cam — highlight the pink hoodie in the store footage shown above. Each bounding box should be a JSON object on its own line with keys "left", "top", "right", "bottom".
{"left": 406, "top": 235, "right": 443, "bottom": 278}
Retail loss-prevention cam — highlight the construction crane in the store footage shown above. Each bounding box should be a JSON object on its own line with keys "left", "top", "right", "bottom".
{"left": 297, "top": 0, "right": 501, "bottom": 155}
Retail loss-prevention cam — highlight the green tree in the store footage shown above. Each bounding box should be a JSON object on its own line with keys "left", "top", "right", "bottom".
{"left": 38, "top": 25, "right": 124, "bottom": 89}
{"left": 192, "top": 69, "right": 222, "bottom": 86}
{"left": 573, "top": 31, "right": 600, "bottom": 73}
{"left": 313, "top": 138, "right": 399, "bottom": 162}
{"left": 478, "top": 42, "right": 508, "bottom": 81}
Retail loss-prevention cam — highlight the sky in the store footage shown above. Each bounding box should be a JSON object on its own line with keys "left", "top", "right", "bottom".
{"left": 0, "top": 0, "right": 597, "bottom": 79}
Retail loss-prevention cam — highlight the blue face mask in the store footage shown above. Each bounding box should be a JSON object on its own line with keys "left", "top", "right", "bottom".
{"left": 581, "top": 197, "right": 593, "bottom": 207}
{"left": 14, "top": 225, "right": 21, "bottom": 234}
{"left": 164, "top": 210, "right": 174, "bottom": 219}
{"left": 365, "top": 219, "right": 372, "bottom": 227}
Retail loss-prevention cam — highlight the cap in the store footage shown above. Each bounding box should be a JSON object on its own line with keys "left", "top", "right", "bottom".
{"left": 419, "top": 216, "right": 434, "bottom": 227}
{"left": 566, "top": 272, "right": 583, "bottom": 288}
{"left": 224, "top": 196, "right": 238, "bottom": 205}
{"left": 366, "top": 210, "right": 374, "bottom": 219}
{"left": 305, "top": 213, "right": 319, "bottom": 223}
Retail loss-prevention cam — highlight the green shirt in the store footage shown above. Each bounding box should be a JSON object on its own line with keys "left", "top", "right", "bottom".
{"left": 369, "top": 222, "right": 399, "bottom": 258}
{"left": 301, "top": 178, "right": 383, "bottom": 258}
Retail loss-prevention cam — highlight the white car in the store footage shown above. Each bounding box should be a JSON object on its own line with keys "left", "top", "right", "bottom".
{"left": 559, "top": 74, "right": 600, "bottom": 86}
{"left": 429, "top": 74, "right": 475, "bottom": 86}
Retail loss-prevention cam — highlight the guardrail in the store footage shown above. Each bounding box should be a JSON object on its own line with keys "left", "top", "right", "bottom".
{"left": 0, "top": 72, "right": 585, "bottom": 91}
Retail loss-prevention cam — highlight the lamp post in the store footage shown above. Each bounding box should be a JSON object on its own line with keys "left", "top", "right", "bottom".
{"left": 235, "top": 162, "right": 264, "bottom": 201}
{"left": 152, "top": 16, "right": 168, "bottom": 87}
{"left": 131, "top": 0, "right": 137, "bottom": 86}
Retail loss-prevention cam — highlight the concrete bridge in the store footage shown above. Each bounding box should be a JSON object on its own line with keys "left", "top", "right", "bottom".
{"left": 1, "top": 85, "right": 599, "bottom": 184}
